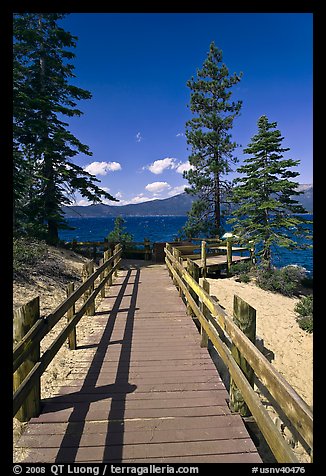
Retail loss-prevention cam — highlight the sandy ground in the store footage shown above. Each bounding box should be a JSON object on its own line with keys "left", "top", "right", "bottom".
{"left": 206, "top": 275, "right": 313, "bottom": 462}
{"left": 13, "top": 246, "right": 100, "bottom": 462}
{"left": 13, "top": 249, "right": 313, "bottom": 463}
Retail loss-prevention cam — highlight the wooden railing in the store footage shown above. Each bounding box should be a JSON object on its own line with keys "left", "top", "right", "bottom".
{"left": 165, "top": 243, "right": 313, "bottom": 463}
{"left": 13, "top": 244, "right": 122, "bottom": 421}
{"left": 173, "top": 239, "right": 254, "bottom": 276}
{"left": 63, "top": 239, "right": 152, "bottom": 261}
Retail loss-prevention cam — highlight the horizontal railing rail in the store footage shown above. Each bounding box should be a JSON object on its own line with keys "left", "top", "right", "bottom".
{"left": 13, "top": 244, "right": 122, "bottom": 420}
{"left": 164, "top": 243, "right": 313, "bottom": 463}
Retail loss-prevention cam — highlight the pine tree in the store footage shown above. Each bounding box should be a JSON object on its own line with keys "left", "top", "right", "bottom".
{"left": 182, "top": 41, "right": 242, "bottom": 238}
{"left": 229, "top": 115, "right": 311, "bottom": 268}
{"left": 107, "top": 216, "right": 133, "bottom": 247}
{"left": 13, "top": 13, "right": 117, "bottom": 243}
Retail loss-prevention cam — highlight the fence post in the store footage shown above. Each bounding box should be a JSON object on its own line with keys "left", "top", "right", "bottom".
{"left": 66, "top": 283, "right": 77, "bottom": 350}
{"left": 104, "top": 250, "right": 113, "bottom": 286}
{"left": 201, "top": 240, "right": 207, "bottom": 278}
{"left": 99, "top": 258, "right": 106, "bottom": 298}
{"left": 200, "top": 279, "right": 209, "bottom": 348}
{"left": 226, "top": 239, "right": 232, "bottom": 276}
{"left": 13, "top": 297, "right": 41, "bottom": 421}
{"left": 83, "top": 261, "right": 95, "bottom": 316}
{"left": 229, "top": 294, "right": 256, "bottom": 416}
{"left": 114, "top": 244, "right": 120, "bottom": 276}
{"left": 144, "top": 238, "right": 151, "bottom": 260}
{"left": 165, "top": 243, "right": 173, "bottom": 278}
{"left": 172, "top": 248, "right": 179, "bottom": 286}
{"left": 186, "top": 258, "right": 200, "bottom": 317}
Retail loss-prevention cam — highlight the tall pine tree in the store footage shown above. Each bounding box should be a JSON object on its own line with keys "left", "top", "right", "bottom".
{"left": 229, "top": 115, "right": 311, "bottom": 268}
{"left": 13, "top": 13, "right": 117, "bottom": 243}
{"left": 182, "top": 41, "right": 242, "bottom": 238}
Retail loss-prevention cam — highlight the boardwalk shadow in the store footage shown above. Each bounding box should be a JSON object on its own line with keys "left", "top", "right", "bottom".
{"left": 53, "top": 267, "right": 140, "bottom": 462}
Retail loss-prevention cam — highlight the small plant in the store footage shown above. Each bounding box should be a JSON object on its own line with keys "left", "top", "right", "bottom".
{"left": 13, "top": 237, "right": 48, "bottom": 276}
{"left": 255, "top": 265, "right": 306, "bottom": 297}
{"left": 107, "top": 216, "right": 133, "bottom": 248}
{"left": 230, "top": 261, "right": 254, "bottom": 282}
{"left": 294, "top": 295, "right": 313, "bottom": 333}
{"left": 238, "top": 273, "right": 251, "bottom": 283}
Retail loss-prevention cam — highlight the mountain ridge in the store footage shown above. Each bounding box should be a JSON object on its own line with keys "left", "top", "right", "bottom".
{"left": 62, "top": 184, "right": 313, "bottom": 218}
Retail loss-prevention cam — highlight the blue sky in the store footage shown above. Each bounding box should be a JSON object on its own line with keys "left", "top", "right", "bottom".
{"left": 59, "top": 13, "right": 313, "bottom": 206}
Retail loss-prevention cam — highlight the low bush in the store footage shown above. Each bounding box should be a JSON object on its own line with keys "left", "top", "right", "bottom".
{"left": 255, "top": 265, "right": 307, "bottom": 297}
{"left": 294, "top": 295, "right": 313, "bottom": 333}
{"left": 230, "top": 261, "right": 254, "bottom": 282}
{"left": 13, "top": 237, "right": 48, "bottom": 276}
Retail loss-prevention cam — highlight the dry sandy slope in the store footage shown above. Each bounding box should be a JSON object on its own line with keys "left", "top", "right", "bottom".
{"left": 207, "top": 276, "right": 313, "bottom": 407}
{"left": 13, "top": 246, "right": 101, "bottom": 461}
{"left": 206, "top": 275, "right": 312, "bottom": 462}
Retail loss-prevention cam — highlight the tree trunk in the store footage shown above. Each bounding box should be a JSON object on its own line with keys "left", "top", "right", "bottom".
{"left": 214, "top": 170, "right": 221, "bottom": 235}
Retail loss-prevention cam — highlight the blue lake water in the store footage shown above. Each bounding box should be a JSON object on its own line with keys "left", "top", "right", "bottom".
{"left": 59, "top": 215, "right": 313, "bottom": 275}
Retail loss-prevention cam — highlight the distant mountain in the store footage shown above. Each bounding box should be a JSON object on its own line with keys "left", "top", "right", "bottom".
{"left": 62, "top": 184, "right": 313, "bottom": 218}
{"left": 62, "top": 193, "right": 196, "bottom": 218}
{"left": 296, "top": 184, "right": 313, "bottom": 212}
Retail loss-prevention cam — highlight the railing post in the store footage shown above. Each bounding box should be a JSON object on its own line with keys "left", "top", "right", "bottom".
{"left": 83, "top": 261, "right": 95, "bottom": 316}
{"left": 227, "top": 239, "right": 232, "bottom": 276}
{"left": 172, "top": 248, "right": 179, "bottom": 286}
{"left": 165, "top": 243, "right": 173, "bottom": 277}
{"left": 172, "top": 248, "right": 182, "bottom": 292}
{"left": 201, "top": 240, "right": 207, "bottom": 278}
{"left": 144, "top": 238, "right": 151, "bottom": 260}
{"left": 99, "top": 258, "right": 106, "bottom": 298}
{"left": 186, "top": 258, "right": 200, "bottom": 317}
{"left": 200, "top": 279, "right": 209, "bottom": 347}
{"left": 229, "top": 294, "right": 256, "bottom": 417}
{"left": 114, "top": 244, "right": 120, "bottom": 276}
{"left": 104, "top": 250, "right": 113, "bottom": 286}
{"left": 66, "top": 283, "right": 77, "bottom": 350}
{"left": 13, "top": 297, "right": 41, "bottom": 421}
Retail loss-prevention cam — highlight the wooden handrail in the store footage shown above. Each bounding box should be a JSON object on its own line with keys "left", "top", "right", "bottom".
{"left": 13, "top": 244, "right": 122, "bottom": 418}
{"left": 13, "top": 247, "right": 121, "bottom": 371}
{"left": 164, "top": 245, "right": 313, "bottom": 459}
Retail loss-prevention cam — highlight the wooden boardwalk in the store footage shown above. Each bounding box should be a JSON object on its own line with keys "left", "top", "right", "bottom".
{"left": 16, "top": 261, "right": 262, "bottom": 463}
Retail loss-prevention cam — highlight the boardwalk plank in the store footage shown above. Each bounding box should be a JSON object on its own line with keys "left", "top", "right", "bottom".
{"left": 17, "top": 262, "right": 261, "bottom": 463}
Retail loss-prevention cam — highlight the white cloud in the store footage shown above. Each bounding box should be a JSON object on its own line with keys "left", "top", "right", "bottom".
{"left": 100, "top": 186, "right": 111, "bottom": 193}
{"left": 146, "top": 157, "right": 177, "bottom": 174}
{"left": 111, "top": 193, "right": 152, "bottom": 206}
{"left": 167, "top": 184, "right": 186, "bottom": 196}
{"left": 136, "top": 132, "right": 143, "bottom": 142}
{"left": 176, "top": 161, "right": 193, "bottom": 174}
{"left": 76, "top": 199, "right": 91, "bottom": 207}
{"left": 129, "top": 195, "right": 152, "bottom": 204}
{"left": 84, "top": 161, "right": 122, "bottom": 176}
{"left": 176, "top": 132, "right": 184, "bottom": 137}
{"left": 115, "top": 191, "right": 123, "bottom": 199}
{"left": 145, "top": 181, "right": 171, "bottom": 194}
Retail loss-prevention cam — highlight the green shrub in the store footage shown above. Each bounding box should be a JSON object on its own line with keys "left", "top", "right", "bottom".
{"left": 238, "top": 273, "right": 251, "bottom": 283}
{"left": 230, "top": 261, "right": 254, "bottom": 281}
{"left": 255, "top": 265, "right": 306, "bottom": 297}
{"left": 13, "top": 237, "right": 47, "bottom": 275}
{"left": 294, "top": 295, "right": 313, "bottom": 333}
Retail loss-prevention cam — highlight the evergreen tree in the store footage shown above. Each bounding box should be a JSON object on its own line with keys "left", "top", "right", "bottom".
{"left": 13, "top": 13, "right": 117, "bottom": 243}
{"left": 228, "top": 115, "right": 311, "bottom": 268}
{"left": 107, "top": 216, "right": 133, "bottom": 247}
{"left": 182, "top": 41, "right": 242, "bottom": 238}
